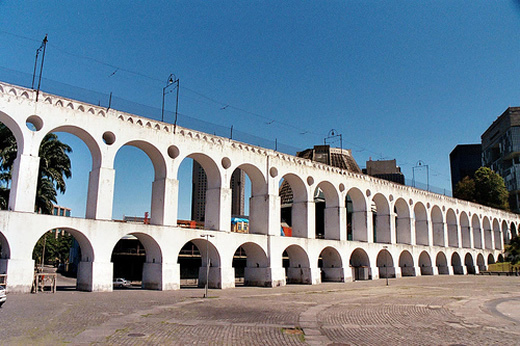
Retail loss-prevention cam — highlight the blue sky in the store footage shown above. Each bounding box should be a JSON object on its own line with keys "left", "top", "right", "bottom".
{"left": 1, "top": 1, "right": 520, "bottom": 219}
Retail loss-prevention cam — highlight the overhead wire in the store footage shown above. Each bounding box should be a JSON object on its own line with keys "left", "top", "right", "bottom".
{"left": 1, "top": 29, "right": 411, "bottom": 163}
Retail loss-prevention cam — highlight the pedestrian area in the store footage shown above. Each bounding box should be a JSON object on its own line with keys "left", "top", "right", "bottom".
{"left": 0, "top": 275, "right": 519, "bottom": 345}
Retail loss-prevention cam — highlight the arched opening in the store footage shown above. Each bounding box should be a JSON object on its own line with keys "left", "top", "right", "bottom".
{"left": 399, "top": 250, "right": 415, "bottom": 276}
{"left": 112, "top": 143, "right": 159, "bottom": 224}
{"left": 0, "top": 118, "right": 23, "bottom": 212}
{"left": 476, "top": 253, "right": 486, "bottom": 272}
{"left": 176, "top": 153, "right": 221, "bottom": 230}
{"left": 233, "top": 164, "right": 267, "bottom": 235}
{"left": 487, "top": 254, "right": 495, "bottom": 265}
{"left": 279, "top": 174, "right": 308, "bottom": 238}
{"left": 394, "top": 198, "right": 411, "bottom": 244}
{"left": 483, "top": 217, "right": 493, "bottom": 250}
{"left": 451, "top": 252, "right": 464, "bottom": 275}
{"left": 460, "top": 212, "right": 471, "bottom": 248}
{"left": 502, "top": 221, "right": 510, "bottom": 245}
{"left": 493, "top": 219, "right": 501, "bottom": 250}
{"left": 178, "top": 241, "right": 201, "bottom": 287}
{"left": 45, "top": 126, "right": 100, "bottom": 220}
{"left": 436, "top": 252, "right": 449, "bottom": 275}
{"left": 414, "top": 203, "right": 429, "bottom": 246}
{"left": 31, "top": 228, "right": 94, "bottom": 291}
{"left": 346, "top": 188, "right": 367, "bottom": 242}
{"left": 110, "top": 233, "right": 163, "bottom": 290}
{"left": 472, "top": 215, "right": 482, "bottom": 249}
{"left": 447, "top": 209, "right": 458, "bottom": 247}
{"left": 350, "top": 248, "right": 370, "bottom": 280}
{"left": 511, "top": 222, "right": 518, "bottom": 238}
{"left": 418, "top": 251, "right": 433, "bottom": 275}
{"left": 232, "top": 242, "right": 269, "bottom": 287}
{"left": 0, "top": 232, "right": 9, "bottom": 283}
{"left": 372, "top": 193, "right": 391, "bottom": 244}
{"left": 464, "top": 253, "right": 475, "bottom": 274}
{"left": 178, "top": 238, "right": 221, "bottom": 289}
{"left": 282, "top": 245, "right": 312, "bottom": 284}
{"left": 318, "top": 246, "right": 343, "bottom": 282}
{"left": 431, "top": 206, "right": 444, "bottom": 246}
{"left": 498, "top": 254, "right": 504, "bottom": 263}
{"left": 376, "top": 249, "right": 394, "bottom": 279}
{"left": 314, "top": 182, "right": 340, "bottom": 240}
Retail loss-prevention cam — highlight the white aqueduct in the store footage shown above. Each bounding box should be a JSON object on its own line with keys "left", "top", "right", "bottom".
{"left": 0, "top": 81, "right": 518, "bottom": 293}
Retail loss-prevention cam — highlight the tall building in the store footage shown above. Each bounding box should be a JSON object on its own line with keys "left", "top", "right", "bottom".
{"left": 191, "top": 161, "right": 245, "bottom": 222}
{"left": 363, "top": 159, "right": 405, "bottom": 185}
{"left": 481, "top": 107, "right": 520, "bottom": 212}
{"left": 449, "top": 144, "right": 482, "bottom": 192}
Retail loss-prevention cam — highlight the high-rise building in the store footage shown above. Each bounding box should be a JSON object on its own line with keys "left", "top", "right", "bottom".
{"left": 191, "top": 161, "right": 245, "bottom": 222}
{"left": 363, "top": 159, "right": 405, "bottom": 185}
{"left": 481, "top": 107, "right": 520, "bottom": 212}
{"left": 449, "top": 144, "right": 482, "bottom": 192}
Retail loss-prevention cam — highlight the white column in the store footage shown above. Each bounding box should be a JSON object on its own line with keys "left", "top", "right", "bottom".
{"left": 150, "top": 178, "right": 178, "bottom": 226}
{"left": 352, "top": 211, "right": 368, "bottom": 242}
{"left": 86, "top": 166, "right": 115, "bottom": 220}
{"left": 142, "top": 262, "right": 179, "bottom": 290}
{"left": 8, "top": 154, "right": 40, "bottom": 212}
{"left": 205, "top": 187, "right": 231, "bottom": 232}
{"left": 249, "top": 194, "right": 280, "bottom": 236}
{"left": 3, "top": 258, "right": 35, "bottom": 293}
{"left": 324, "top": 206, "right": 346, "bottom": 240}
{"left": 292, "top": 201, "right": 315, "bottom": 238}
{"left": 77, "top": 261, "right": 113, "bottom": 292}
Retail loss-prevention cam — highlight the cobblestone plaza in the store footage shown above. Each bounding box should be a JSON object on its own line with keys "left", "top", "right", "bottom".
{"left": 1, "top": 275, "right": 519, "bottom": 345}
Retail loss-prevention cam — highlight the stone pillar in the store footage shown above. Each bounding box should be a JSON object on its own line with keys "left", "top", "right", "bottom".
{"left": 3, "top": 258, "right": 34, "bottom": 293}
{"left": 324, "top": 206, "right": 345, "bottom": 240}
{"left": 292, "top": 201, "right": 315, "bottom": 238}
{"left": 396, "top": 217, "right": 412, "bottom": 244}
{"left": 150, "top": 178, "right": 178, "bottom": 226}
{"left": 205, "top": 187, "right": 232, "bottom": 232}
{"left": 469, "top": 226, "right": 475, "bottom": 249}
{"left": 8, "top": 155, "right": 40, "bottom": 212}
{"left": 142, "top": 262, "right": 179, "bottom": 290}
{"left": 370, "top": 265, "right": 379, "bottom": 280}
{"left": 77, "top": 261, "right": 113, "bottom": 292}
{"left": 249, "top": 194, "right": 280, "bottom": 236}
{"left": 352, "top": 211, "right": 368, "bottom": 242}
{"left": 394, "top": 266, "right": 402, "bottom": 278}
{"left": 198, "top": 265, "right": 235, "bottom": 289}
{"left": 86, "top": 166, "right": 115, "bottom": 220}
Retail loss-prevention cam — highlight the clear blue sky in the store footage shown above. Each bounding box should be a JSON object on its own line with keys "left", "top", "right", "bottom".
{"left": 1, "top": 1, "right": 520, "bottom": 219}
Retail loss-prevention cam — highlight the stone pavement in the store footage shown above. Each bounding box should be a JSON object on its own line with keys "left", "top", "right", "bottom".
{"left": 1, "top": 275, "right": 519, "bottom": 345}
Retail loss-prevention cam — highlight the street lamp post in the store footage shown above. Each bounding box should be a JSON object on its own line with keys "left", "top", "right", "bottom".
{"left": 200, "top": 234, "right": 215, "bottom": 298}
{"left": 161, "top": 74, "right": 179, "bottom": 124}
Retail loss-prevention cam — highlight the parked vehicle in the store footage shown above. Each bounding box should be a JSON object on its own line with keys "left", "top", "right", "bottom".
{"left": 0, "top": 286, "right": 6, "bottom": 307}
{"left": 113, "top": 278, "right": 130, "bottom": 288}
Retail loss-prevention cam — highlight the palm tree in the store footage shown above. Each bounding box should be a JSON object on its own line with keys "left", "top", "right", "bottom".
{"left": 0, "top": 123, "right": 72, "bottom": 214}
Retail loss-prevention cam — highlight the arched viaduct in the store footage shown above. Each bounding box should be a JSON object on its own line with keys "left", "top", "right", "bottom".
{"left": 0, "top": 81, "right": 518, "bottom": 293}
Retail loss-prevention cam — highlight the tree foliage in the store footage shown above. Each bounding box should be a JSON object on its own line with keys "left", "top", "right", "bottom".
{"left": 454, "top": 167, "right": 509, "bottom": 210}
{"left": 32, "top": 231, "right": 73, "bottom": 267}
{"left": 0, "top": 123, "right": 72, "bottom": 214}
{"left": 505, "top": 236, "right": 520, "bottom": 265}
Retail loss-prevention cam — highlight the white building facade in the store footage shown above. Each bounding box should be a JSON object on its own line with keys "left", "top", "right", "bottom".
{"left": 0, "top": 81, "right": 517, "bottom": 293}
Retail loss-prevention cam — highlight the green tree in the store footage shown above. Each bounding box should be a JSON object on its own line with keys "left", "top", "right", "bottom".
{"left": 454, "top": 176, "right": 476, "bottom": 202}
{"left": 473, "top": 167, "right": 509, "bottom": 210}
{"left": 505, "top": 235, "right": 520, "bottom": 265}
{"left": 0, "top": 123, "right": 72, "bottom": 214}
{"left": 453, "top": 167, "right": 509, "bottom": 211}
